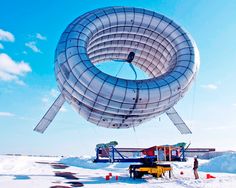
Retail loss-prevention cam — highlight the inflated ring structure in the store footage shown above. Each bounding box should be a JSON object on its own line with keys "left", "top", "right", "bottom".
{"left": 55, "top": 7, "right": 200, "bottom": 129}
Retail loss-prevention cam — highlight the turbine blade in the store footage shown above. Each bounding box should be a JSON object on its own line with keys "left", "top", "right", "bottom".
{"left": 34, "top": 93, "right": 65, "bottom": 133}
{"left": 166, "top": 107, "right": 192, "bottom": 134}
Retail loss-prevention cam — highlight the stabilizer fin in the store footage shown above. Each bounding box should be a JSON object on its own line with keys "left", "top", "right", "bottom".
{"left": 166, "top": 107, "right": 192, "bottom": 134}
{"left": 34, "top": 93, "right": 65, "bottom": 133}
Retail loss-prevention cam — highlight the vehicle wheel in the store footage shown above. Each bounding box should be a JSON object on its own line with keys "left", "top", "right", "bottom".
{"left": 134, "top": 171, "right": 143, "bottom": 179}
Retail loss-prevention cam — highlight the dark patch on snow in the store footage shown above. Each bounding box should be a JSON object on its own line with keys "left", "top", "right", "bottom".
{"left": 66, "top": 181, "right": 84, "bottom": 187}
{"left": 55, "top": 172, "right": 79, "bottom": 180}
{"left": 36, "top": 161, "right": 69, "bottom": 169}
{"left": 51, "top": 163, "right": 69, "bottom": 169}
{"left": 50, "top": 186, "right": 72, "bottom": 188}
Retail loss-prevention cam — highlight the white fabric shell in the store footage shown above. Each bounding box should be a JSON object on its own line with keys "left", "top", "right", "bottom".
{"left": 55, "top": 7, "right": 200, "bottom": 129}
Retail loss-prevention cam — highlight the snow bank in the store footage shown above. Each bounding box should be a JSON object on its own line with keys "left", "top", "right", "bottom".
{"left": 59, "top": 156, "right": 134, "bottom": 171}
{"left": 59, "top": 156, "right": 110, "bottom": 169}
{"left": 0, "top": 155, "right": 59, "bottom": 175}
{"left": 199, "top": 151, "right": 234, "bottom": 160}
{"left": 1, "top": 155, "right": 236, "bottom": 188}
{"left": 199, "top": 153, "right": 236, "bottom": 174}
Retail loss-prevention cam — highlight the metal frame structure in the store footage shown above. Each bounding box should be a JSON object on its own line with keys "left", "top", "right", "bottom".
{"left": 93, "top": 145, "right": 186, "bottom": 163}
{"left": 94, "top": 146, "right": 142, "bottom": 163}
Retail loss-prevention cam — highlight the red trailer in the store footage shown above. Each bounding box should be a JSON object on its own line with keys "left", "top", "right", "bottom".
{"left": 142, "top": 145, "right": 182, "bottom": 161}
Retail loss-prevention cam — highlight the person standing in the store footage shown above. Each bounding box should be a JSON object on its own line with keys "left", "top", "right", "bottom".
{"left": 193, "top": 156, "right": 199, "bottom": 179}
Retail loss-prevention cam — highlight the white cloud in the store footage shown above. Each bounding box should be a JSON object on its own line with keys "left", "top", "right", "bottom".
{"left": 15, "top": 80, "right": 26, "bottom": 86}
{"left": 25, "top": 41, "right": 41, "bottom": 53}
{"left": 42, "top": 97, "right": 49, "bottom": 103}
{"left": 204, "top": 125, "right": 236, "bottom": 131}
{"left": 36, "top": 33, "right": 47, "bottom": 40}
{"left": 201, "top": 84, "right": 218, "bottom": 90}
{"left": 50, "top": 88, "right": 59, "bottom": 98}
{"left": 233, "top": 103, "right": 236, "bottom": 107}
{"left": 0, "top": 112, "right": 15, "bottom": 117}
{"left": 41, "top": 89, "right": 59, "bottom": 104}
{"left": 0, "top": 29, "right": 15, "bottom": 42}
{"left": 60, "top": 106, "right": 67, "bottom": 112}
{"left": 0, "top": 43, "right": 3, "bottom": 49}
{"left": 0, "top": 53, "right": 31, "bottom": 84}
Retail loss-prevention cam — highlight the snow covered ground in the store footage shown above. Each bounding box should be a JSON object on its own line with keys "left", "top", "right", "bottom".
{"left": 0, "top": 154, "right": 236, "bottom": 188}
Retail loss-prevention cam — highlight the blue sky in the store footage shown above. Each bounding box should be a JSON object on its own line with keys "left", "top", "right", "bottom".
{"left": 0, "top": 0, "right": 236, "bottom": 156}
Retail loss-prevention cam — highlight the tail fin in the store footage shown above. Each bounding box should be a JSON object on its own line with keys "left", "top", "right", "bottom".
{"left": 166, "top": 107, "right": 192, "bottom": 134}
{"left": 34, "top": 93, "right": 65, "bottom": 133}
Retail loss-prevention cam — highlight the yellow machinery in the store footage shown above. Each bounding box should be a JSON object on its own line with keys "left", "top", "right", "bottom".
{"left": 129, "top": 163, "right": 172, "bottom": 179}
